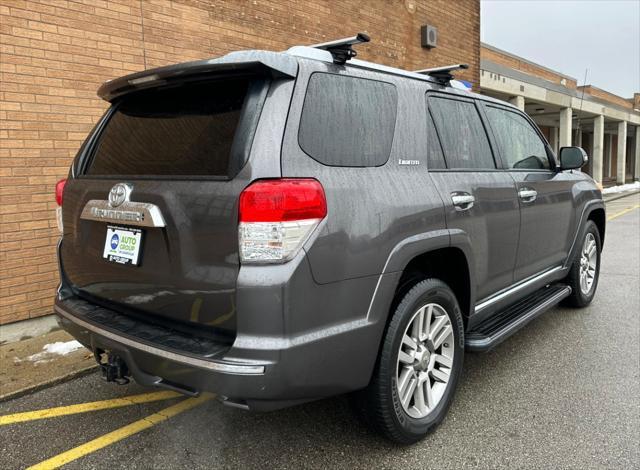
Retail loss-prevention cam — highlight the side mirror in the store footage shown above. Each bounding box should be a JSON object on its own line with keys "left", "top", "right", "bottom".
{"left": 559, "top": 146, "right": 588, "bottom": 170}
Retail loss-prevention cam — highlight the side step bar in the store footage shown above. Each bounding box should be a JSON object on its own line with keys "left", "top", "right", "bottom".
{"left": 465, "top": 284, "right": 572, "bottom": 352}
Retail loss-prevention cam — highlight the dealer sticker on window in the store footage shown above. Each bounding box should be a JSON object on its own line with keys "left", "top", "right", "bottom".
{"left": 103, "top": 225, "right": 143, "bottom": 265}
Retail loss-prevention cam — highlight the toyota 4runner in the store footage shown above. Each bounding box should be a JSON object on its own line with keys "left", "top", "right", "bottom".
{"left": 54, "top": 34, "right": 605, "bottom": 443}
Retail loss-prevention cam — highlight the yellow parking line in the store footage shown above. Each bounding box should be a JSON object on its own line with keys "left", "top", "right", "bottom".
{"left": 26, "top": 393, "right": 213, "bottom": 470}
{"left": 0, "top": 391, "right": 181, "bottom": 426}
{"left": 607, "top": 204, "right": 640, "bottom": 221}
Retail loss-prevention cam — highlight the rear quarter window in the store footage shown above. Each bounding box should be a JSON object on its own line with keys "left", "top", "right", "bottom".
{"left": 298, "top": 73, "right": 397, "bottom": 167}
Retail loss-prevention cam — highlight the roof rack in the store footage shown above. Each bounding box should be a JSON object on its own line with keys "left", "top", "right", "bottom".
{"left": 310, "top": 33, "right": 370, "bottom": 65}
{"left": 414, "top": 64, "right": 469, "bottom": 84}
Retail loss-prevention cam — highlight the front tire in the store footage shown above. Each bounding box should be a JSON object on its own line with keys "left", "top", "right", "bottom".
{"left": 356, "top": 279, "right": 464, "bottom": 444}
{"left": 563, "top": 220, "right": 601, "bottom": 307}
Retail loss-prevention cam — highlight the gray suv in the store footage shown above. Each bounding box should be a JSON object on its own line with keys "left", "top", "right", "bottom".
{"left": 54, "top": 35, "right": 605, "bottom": 443}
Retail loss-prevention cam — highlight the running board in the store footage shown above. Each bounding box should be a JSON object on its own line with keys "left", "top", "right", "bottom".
{"left": 465, "top": 284, "right": 571, "bottom": 352}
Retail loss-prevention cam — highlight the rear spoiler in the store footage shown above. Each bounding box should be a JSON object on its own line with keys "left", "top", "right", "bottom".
{"left": 97, "top": 50, "right": 298, "bottom": 102}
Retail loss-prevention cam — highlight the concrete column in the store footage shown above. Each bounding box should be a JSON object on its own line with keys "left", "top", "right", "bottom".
{"left": 550, "top": 127, "right": 559, "bottom": 154}
{"left": 575, "top": 129, "right": 582, "bottom": 147}
{"left": 559, "top": 107, "right": 572, "bottom": 147}
{"left": 616, "top": 121, "right": 627, "bottom": 184}
{"left": 509, "top": 95, "right": 525, "bottom": 111}
{"left": 635, "top": 126, "right": 640, "bottom": 181}
{"left": 592, "top": 115, "right": 604, "bottom": 184}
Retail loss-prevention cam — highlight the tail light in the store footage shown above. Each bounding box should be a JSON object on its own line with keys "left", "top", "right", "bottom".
{"left": 55, "top": 179, "right": 66, "bottom": 206}
{"left": 238, "top": 178, "right": 327, "bottom": 263}
{"left": 55, "top": 178, "right": 66, "bottom": 233}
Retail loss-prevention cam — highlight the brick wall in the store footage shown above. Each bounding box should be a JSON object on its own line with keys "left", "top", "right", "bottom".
{"left": 0, "top": 0, "right": 480, "bottom": 325}
{"left": 481, "top": 45, "right": 577, "bottom": 89}
{"left": 576, "top": 85, "right": 634, "bottom": 110}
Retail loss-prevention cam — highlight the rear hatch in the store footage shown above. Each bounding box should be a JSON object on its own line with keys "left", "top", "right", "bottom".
{"left": 60, "top": 59, "right": 293, "bottom": 337}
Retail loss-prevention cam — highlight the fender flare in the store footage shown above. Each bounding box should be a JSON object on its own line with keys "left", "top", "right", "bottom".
{"left": 563, "top": 199, "right": 606, "bottom": 269}
{"left": 366, "top": 229, "right": 475, "bottom": 321}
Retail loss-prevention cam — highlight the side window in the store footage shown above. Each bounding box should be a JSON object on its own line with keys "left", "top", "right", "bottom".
{"left": 426, "top": 110, "right": 446, "bottom": 169}
{"left": 485, "top": 106, "right": 550, "bottom": 170}
{"left": 298, "top": 73, "right": 398, "bottom": 167}
{"left": 428, "top": 96, "right": 495, "bottom": 169}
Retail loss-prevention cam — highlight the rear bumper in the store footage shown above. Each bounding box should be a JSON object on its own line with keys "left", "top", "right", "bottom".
{"left": 55, "top": 238, "right": 402, "bottom": 411}
{"left": 54, "top": 271, "right": 397, "bottom": 410}
{"left": 54, "top": 303, "right": 264, "bottom": 375}
{"left": 55, "top": 296, "right": 282, "bottom": 409}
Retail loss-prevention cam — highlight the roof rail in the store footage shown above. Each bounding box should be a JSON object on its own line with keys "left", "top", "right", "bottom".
{"left": 414, "top": 64, "right": 469, "bottom": 84}
{"left": 310, "top": 33, "right": 370, "bottom": 65}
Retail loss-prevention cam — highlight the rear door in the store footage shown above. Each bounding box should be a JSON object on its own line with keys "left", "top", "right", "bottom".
{"left": 426, "top": 93, "right": 520, "bottom": 300}
{"left": 482, "top": 103, "right": 575, "bottom": 281}
{"left": 60, "top": 74, "right": 285, "bottom": 333}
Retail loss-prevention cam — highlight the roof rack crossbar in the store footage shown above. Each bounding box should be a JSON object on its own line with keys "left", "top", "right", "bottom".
{"left": 310, "top": 33, "right": 370, "bottom": 65}
{"left": 414, "top": 63, "right": 469, "bottom": 84}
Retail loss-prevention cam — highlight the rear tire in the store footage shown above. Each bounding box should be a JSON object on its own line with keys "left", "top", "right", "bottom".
{"left": 355, "top": 278, "right": 464, "bottom": 444}
{"left": 563, "top": 220, "right": 601, "bottom": 308}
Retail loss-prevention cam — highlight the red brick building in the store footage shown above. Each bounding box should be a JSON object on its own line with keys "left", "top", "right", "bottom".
{"left": 0, "top": 0, "right": 481, "bottom": 325}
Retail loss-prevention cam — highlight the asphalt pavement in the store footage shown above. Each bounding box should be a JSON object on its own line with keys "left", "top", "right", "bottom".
{"left": 1, "top": 194, "right": 639, "bottom": 470}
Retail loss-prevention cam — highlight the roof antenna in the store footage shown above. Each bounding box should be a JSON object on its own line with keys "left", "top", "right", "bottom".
{"left": 310, "top": 33, "right": 370, "bottom": 65}
{"left": 576, "top": 68, "right": 588, "bottom": 143}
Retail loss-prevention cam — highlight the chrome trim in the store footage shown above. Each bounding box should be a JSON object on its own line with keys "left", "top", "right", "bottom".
{"left": 54, "top": 305, "right": 265, "bottom": 375}
{"left": 80, "top": 199, "right": 166, "bottom": 227}
{"left": 108, "top": 182, "right": 133, "bottom": 208}
{"left": 474, "top": 266, "right": 563, "bottom": 313}
{"left": 451, "top": 193, "right": 475, "bottom": 211}
{"left": 518, "top": 188, "right": 537, "bottom": 203}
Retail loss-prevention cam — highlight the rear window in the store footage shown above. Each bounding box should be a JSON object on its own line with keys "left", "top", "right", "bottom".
{"left": 85, "top": 78, "right": 262, "bottom": 178}
{"left": 298, "top": 73, "right": 397, "bottom": 167}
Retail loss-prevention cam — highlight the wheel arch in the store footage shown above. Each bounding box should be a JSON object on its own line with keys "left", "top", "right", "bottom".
{"left": 564, "top": 200, "right": 606, "bottom": 269}
{"left": 360, "top": 231, "right": 474, "bottom": 389}
{"left": 392, "top": 247, "right": 473, "bottom": 325}
{"left": 380, "top": 229, "right": 475, "bottom": 326}
{"left": 587, "top": 207, "right": 606, "bottom": 247}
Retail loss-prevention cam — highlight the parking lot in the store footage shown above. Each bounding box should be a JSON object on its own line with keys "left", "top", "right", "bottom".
{"left": 1, "top": 194, "right": 638, "bottom": 470}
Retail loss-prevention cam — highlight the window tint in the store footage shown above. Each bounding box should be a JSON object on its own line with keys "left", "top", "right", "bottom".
{"left": 428, "top": 97, "right": 495, "bottom": 169}
{"left": 485, "top": 106, "right": 550, "bottom": 170}
{"left": 87, "top": 78, "right": 255, "bottom": 177}
{"left": 426, "top": 111, "right": 446, "bottom": 169}
{"left": 298, "top": 73, "right": 397, "bottom": 167}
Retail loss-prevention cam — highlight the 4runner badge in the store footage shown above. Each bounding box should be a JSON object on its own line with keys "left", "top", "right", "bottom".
{"left": 398, "top": 159, "right": 420, "bottom": 166}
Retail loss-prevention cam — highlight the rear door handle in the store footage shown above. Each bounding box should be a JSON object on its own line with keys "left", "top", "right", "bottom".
{"left": 518, "top": 188, "right": 537, "bottom": 203}
{"left": 451, "top": 192, "right": 475, "bottom": 211}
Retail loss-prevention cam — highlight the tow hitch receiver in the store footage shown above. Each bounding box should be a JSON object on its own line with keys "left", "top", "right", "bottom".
{"left": 96, "top": 350, "right": 130, "bottom": 385}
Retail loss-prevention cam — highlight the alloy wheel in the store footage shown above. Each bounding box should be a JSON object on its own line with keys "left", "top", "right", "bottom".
{"left": 396, "top": 303, "right": 455, "bottom": 419}
{"left": 579, "top": 232, "right": 597, "bottom": 295}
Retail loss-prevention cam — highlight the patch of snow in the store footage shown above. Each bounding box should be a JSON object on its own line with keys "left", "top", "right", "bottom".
{"left": 602, "top": 181, "right": 640, "bottom": 195}
{"left": 24, "top": 340, "right": 84, "bottom": 363}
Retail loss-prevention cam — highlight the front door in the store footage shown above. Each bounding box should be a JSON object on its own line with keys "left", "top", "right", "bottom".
{"left": 427, "top": 94, "right": 520, "bottom": 300}
{"left": 482, "top": 103, "right": 575, "bottom": 281}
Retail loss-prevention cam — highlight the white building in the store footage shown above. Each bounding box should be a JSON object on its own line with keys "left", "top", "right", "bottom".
{"left": 480, "top": 43, "right": 640, "bottom": 185}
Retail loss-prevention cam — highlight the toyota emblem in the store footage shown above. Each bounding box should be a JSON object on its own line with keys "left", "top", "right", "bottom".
{"left": 108, "top": 183, "right": 132, "bottom": 208}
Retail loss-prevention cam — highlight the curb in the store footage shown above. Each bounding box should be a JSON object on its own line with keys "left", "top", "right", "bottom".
{"left": 0, "top": 364, "right": 98, "bottom": 403}
{"left": 603, "top": 190, "right": 640, "bottom": 204}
